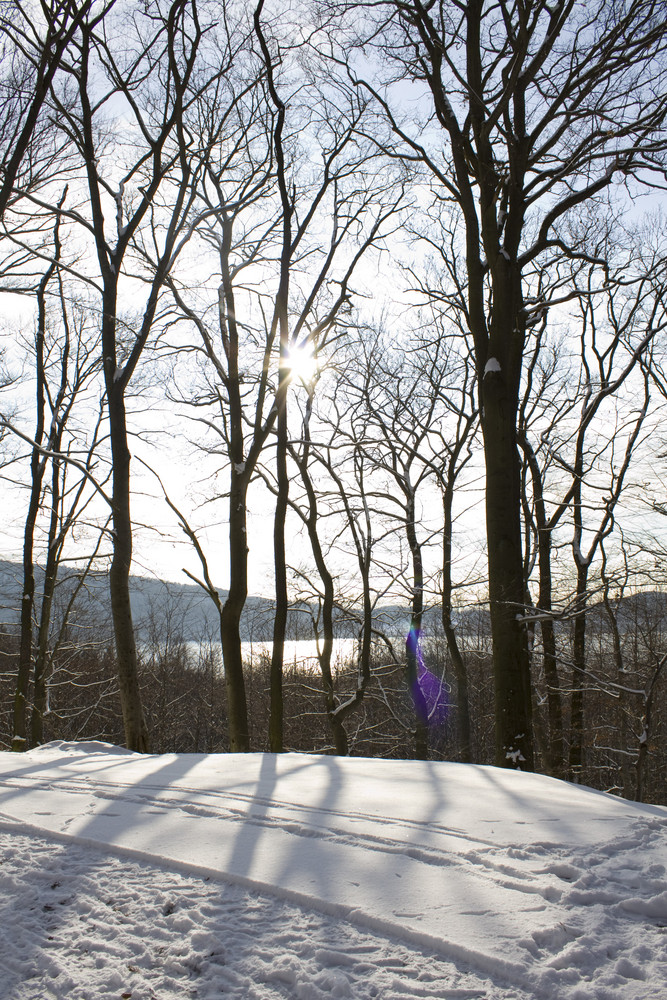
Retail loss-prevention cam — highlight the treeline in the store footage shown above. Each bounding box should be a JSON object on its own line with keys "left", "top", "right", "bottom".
{"left": 0, "top": 585, "right": 665, "bottom": 802}
{"left": 1, "top": 1, "right": 667, "bottom": 800}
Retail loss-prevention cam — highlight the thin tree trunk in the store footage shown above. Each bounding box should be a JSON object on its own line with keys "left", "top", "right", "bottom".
{"left": 635, "top": 653, "right": 667, "bottom": 803}
{"left": 30, "top": 455, "right": 61, "bottom": 746}
{"left": 405, "top": 490, "right": 428, "bottom": 760}
{"left": 106, "top": 375, "right": 149, "bottom": 752}
{"left": 258, "top": 0, "right": 292, "bottom": 755}
{"left": 600, "top": 554, "right": 633, "bottom": 799}
{"left": 293, "top": 404, "right": 349, "bottom": 754}
{"left": 13, "top": 496, "right": 39, "bottom": 751}
{"left": 269, "top": 389, "right": 288, "bottom": 752}
{"left": 12, "top": 255, "right": 54, "bottom": 751}
{"left": 322, "top": 453, "right": 374, "bottom": 747}
{"left": 220, "top": 464, "right": 250, "bottom": 752}
{"left": 442, "top": 479, "right": 472, "bottom": 762}
{"left": 519, "top": 432, "right": 564, "bottom": 777}
{"left": 568, "top": 564, "right": 588, "bottom": 782}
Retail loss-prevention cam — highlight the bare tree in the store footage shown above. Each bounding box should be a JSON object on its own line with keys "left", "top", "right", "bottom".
{"left": 39, "top": 0, "right": 218, "bottom": 750}
{"left": 167, "top": 10, "right": 404, "bottom": 751}
{"left": 320, "top": 0, "right": 667, "bottom": 768}
{"left": 517, "top": 247, "right": 667, "bottom": 779}
{"left": 2, "top": 200, "right": 106, "bottom": 750}
{"left": 352, "top": 330, "right": 447, "bottom": 758}
{"left": 282, "top": 334, "right": 405, "bottom": 754}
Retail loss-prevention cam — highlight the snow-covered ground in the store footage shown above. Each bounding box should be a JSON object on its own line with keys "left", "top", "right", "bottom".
{"left": 0, "top": 743, "right": 666, "bottom": 1000}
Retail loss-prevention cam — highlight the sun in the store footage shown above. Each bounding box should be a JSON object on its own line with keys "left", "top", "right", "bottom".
{"left": 284, "top": 340, "right": 319, "bottom": 383}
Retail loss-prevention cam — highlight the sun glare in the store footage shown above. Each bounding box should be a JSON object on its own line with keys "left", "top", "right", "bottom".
{"left": 284, "top": 341, "right": 319, "bottom": 383}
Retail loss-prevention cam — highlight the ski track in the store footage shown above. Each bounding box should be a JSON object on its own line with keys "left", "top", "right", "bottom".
{"left": 4, "top": 773, "right": 667, "bottom": 915}
{"left": 0, "top": 773, "right": 529, "bottom": 888}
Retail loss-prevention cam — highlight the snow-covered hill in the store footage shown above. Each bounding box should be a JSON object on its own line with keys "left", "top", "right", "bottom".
{"left": 0, "top": 743, "right": 665, "bottom": 999}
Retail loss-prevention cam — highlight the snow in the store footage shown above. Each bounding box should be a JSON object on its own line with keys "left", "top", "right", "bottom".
{"left": 1, "top": 743, "right": 666, "bottom": 1000}
{"left": 484, "top": 358, "right": 501, "bottom": 376}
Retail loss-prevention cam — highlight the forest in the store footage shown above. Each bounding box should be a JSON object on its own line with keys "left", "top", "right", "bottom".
{"left": 1, "top": 0, "right": 667, "bottom": 805}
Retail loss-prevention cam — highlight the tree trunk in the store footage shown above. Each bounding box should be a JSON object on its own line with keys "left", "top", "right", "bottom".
{"left": 13, "top": 520, "right": 37, "bottom": 751}
{"left": 635, "top": 653, "right": 667, "bottom": 803}
{"left": 295, "top": 416, "right": 349, "bottom": 754}
{"left": 269, "top": 378, "right": 288, "bottom": 753}
{"left": 30, "top": 457, "right": 61, "bottom": 746}
{"left": 106, "top": 375, "right": 150, "bottom": 753}
{"left": 442, "top": 481, "right": 472, "bottom": 762}
{"left": 405, "top": 490, "right": 429, "bottom": 760}
{"left": 257, "top": 0, "right": 291, "bottom": 755}
{"left": 601, "top": 571, "right": 633, "bottom": 798}
{"left": 220, "top": 464, "right": 250, "bottom": 752}
{"left": 482, "top": 361, "right": 534, "bottom": 770}
{"left": 568, "top": 565, "right": 589, "bottom": 782}
{"left": 12, "top": 264, "right": 52, "bottom": 751}
{"left": 519, "top": 433, "right": 564, "bottom": 777}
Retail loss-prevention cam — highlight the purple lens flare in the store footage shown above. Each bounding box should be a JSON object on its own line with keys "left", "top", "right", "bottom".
{"left": 406, "top": 625, "right": 449, "bottom": 728}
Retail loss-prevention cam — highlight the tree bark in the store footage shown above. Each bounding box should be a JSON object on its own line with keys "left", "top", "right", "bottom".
{"left": 482, "top": 353, "right": 534, "bottom": 770}
{"left": 13, "top": 494, "right": 39, "bottom": 751}
{"left": 257, "top": 0, "right": 292, "bottom": 755}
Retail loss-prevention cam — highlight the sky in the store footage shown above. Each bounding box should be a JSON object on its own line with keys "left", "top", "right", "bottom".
{"left": 1, "top": 741, "right": 666, "bottom": 999}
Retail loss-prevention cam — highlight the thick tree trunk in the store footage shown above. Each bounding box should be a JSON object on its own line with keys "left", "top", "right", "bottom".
{"left": 482, "top": 364, "right": 534, "bottom": 770}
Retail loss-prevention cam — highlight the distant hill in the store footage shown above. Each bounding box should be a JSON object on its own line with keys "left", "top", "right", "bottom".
{"left": 3, "top": 558, "right": 659, "bottom": 647}
{"left": 0, "top": 558, "right": 409, "bottom": 643}
{"left": 0, "top": 557, "right": 471, "bottom": 645}
{"left": 0, "top": 558, "right": 285, "bottom": 643}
